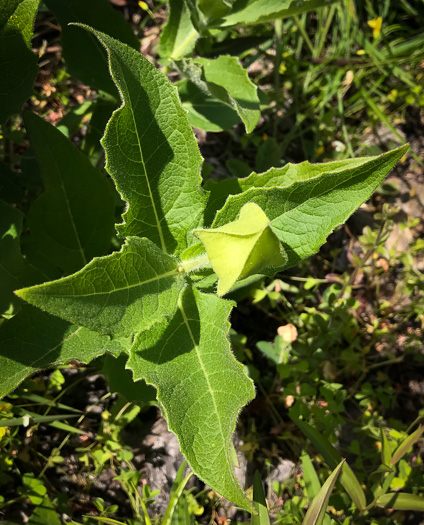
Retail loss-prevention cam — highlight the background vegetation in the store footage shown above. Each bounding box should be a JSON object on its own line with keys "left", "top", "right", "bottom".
{"left": 1, "top": 0, "right": 423, "bottom": 523}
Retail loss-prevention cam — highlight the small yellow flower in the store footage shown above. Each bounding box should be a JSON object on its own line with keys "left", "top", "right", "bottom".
{"left": 315, "top": 145, "right": 325, "bottom": 156}
{"left": 356, "top": 49, "right": 366, "bottom": 56}
{"left": 138, "top": 1, "right": 149, "bottom": 10}
{"left": 368, "top": 17, "right": 382, "bottom": 39}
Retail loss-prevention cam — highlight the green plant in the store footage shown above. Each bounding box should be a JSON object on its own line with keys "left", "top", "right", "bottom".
{"left": 0, "top": 18, "right": 409, "bottom": 512}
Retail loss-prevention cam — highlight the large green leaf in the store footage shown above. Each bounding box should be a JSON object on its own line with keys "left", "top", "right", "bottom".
{"left": 127, "top": 286, "right": 255, "bottom": 512}
{"left": 80, "top": 26, "right": 207, "bottom": 254}
{"left": 0, "top": 305, "right": 128, "bottom": 399}
{"left": 176, "top": 56, "right": 260, "bottom": 133}
{"left": 203, "top": 155, "right": 398, "bottom": 226}
{"left": 158, "top": 0, "right": 198, "bottom": 60}
{"left": 0, "top": 201, "right": 42, "bottom": 317}
{"left": 212, "top": 146, "right": 409, "bottom": 272}
{"left": 215, "top": 0, "right": 338, "bottom": 27}
{"left": 44, "top": 0, "right": 139, "bottom": 96}
{"left": 24, "top": 112, "right": 115, "bottom": 275}
{"left": 0, "top": 0, "right": 40, "bottom": 123}
{"left": 15, "top": 237, "right": 185, "bottom": 337}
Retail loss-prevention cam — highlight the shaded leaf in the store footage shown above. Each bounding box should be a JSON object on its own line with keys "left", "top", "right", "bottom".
{"left": 102, "top": 354, "right": 156, "bottom": 404}
{"left": 15, "top": 237, "right": 185, "bottom": 337}
{"left": 177, "top": 78, "right": 239, "bottom": 132}
{"left": 44, "top": 0, "right": 139, "bottom": 95}
{"left": 0, "top": 305, "right": 127, "bottom": 399}
{"left": 0, "top": 200, "right": 43, "bottom": 317}
{"left": 24, "top": 112, "right": 116, "bottom": 275}
{"left": 127, "top": 286, "right": 255, "bottom": 512}
{"left": 376, "top": 492, "right": 424, "bottom": 512}
{"left": 0, "top": 0, "right": 40, "bottom": 123}
{"left": 159, "top": 0, "right": 198, "bottom": 60}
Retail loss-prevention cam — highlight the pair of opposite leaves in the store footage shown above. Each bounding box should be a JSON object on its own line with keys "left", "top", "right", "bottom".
{"left": 194, "top": 202, "right": 286, "bottom": 295}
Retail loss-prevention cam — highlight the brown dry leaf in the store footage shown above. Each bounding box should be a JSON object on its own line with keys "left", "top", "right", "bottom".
{"left": 277, "top": 323, "right": 298, "bottom": 342}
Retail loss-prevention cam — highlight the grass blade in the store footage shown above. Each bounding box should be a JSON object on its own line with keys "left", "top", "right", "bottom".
{"left": 252, "top": 471, "right": 270, "bottom": 525}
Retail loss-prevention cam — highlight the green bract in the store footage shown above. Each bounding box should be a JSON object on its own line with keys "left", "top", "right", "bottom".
{"left": 194, "top": 203, "right": 286, "bottom": 296}
{"left": 1, "top": 23, "right": 408, "bottom": 512}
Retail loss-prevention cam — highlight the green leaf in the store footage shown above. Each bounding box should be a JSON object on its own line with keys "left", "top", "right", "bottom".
{"left": 0, "top": 160, "right": 24, "bottom": 204}
{"left": 213, "top": 146, "right": 409, "bottom": 273}
{"left": 0, "top": 0, "right": 40, "bottom": 123}
{"left": 44, "top": 0, "right": 139, "bottom": 95}
{"left": 127, "top": 286, "right": 255, "bottom": 512}
{"left": 102, "top": 354, "right": 156, "bottom": 404}
{"left": 376, "top": 492, "right": 424, "bottom": 512}
{"left": 176, "top": 55, "right": 260, "bottom": 133}
{"left": 177, "top": 78, "right": 240, "bottom": 132}
{"left": 293, "top": 418, "right": 366, "bottom": 511}
{"left": 302, "top": 460, "right": 344, "bottom": 525}
{"left": 215, "top": 0, "right": 338, "bottom": 27}
{"left": 252, "top": 471, "right": 270, "bottom": 525}
{"left": 390, "top": 425, "right": 424, "bottom": 466}
{"left": 163, "top": 467, "right": 193, "bottom": 525}
{"left": 158, "top": 0, "right": 198, "bottom": 60}
{"left": 15, "top": 236, "right": 185, "bottom": 337}
{"left": 28, "top": 496, "right": 61, "bottom": 525}
{"left": 0, "top": 200, "right": 43, "bottom": 317}
{"left": 0, "top": 305, "right": 128, "bottom": 399}
{"left": 24, "top": 112, "right": 116, "bottom": 274}
{"left": 301, "top": 452, "right": 321, "bottom": 501}
{"left": 198, "top": 0, "right": 232, "bottom": 22}
{"left": 203, "top": 156, "right": 381, "bottom": 227}
{"left": 194, "top": 203, "right": 286, "bottom": 296}
{"left": 80, "top": 26, "right": 207, "bottom": 254}
{"left": 381, "top": 426, "right": 392, "bottom": 467}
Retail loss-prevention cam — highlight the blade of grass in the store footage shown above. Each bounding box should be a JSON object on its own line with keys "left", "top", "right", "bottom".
{"left": 252, "top": 471, "right": 270, "bottom": 525}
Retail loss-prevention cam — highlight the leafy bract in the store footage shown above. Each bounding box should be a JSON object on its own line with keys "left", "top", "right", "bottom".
{"left": 82, "top": 26, "right": 207, "bottom": 254}
{"left": 24, "top": 112, "right": 115, "bottom": 275}
{"left": 212, "top": 146, "right": 409, "bottom": 272}
{"left": 44, "top": 0, "right": 139, "bottom": 96}
{"left": 15, "top": 237, "right": 185, "bottom": 337}
{"left": 0, "top": 305, "right": 129, "bottom": 399}
{"left": 194, "top": 203, "right": 286, "bottom": 296}
{"left": 215, "top": 0, "right": 338, "bottom": 27}
{"left": 0, "top": 0, "right": 40, "bottom": 123}
{"left": 158, "top": 0, "right": 198, "bottom": 60}
{"left": 127, "top": 286, "right": 255, "bottom": 511}
{"left": 0, "top": 201, "right": 43, "bottom": 318}
{"left": 176, "top": 56, "right": 260, "bottom": 133}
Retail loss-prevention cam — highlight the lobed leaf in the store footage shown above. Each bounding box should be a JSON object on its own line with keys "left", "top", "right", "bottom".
{"left": 127, "top": 286, "right": 255, "bottom": 512}
{"left": 15, "top": 237, "right": 185, "bottom": 337}
{"left": 81, "top": 26, "right": 207, "bottom": 254}
{"left": 0, "top": 305, "right": 128, "bottom": 399}
{"left": 44, "top": 0, "right": 139, "bottom": 96}
{"left": 24, "top": 112, "right": 116, "bottom": 275}
{"left": 0, "top": 0, "right": 40, "bottom": 123}
{"left": 213, "top": 146, "right": 409, "bottom": 273}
